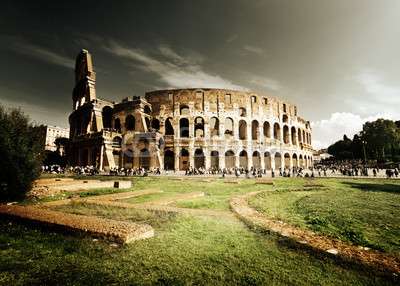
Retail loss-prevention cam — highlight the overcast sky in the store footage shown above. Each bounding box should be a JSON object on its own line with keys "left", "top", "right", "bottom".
{"left": 1, "top": 0, "right": 400, "bottom": 149}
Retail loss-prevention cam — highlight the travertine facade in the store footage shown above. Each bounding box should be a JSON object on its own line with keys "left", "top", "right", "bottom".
{"left": 69, "top": 50, "right": 313, "bottom": 170}
{"left": 37, "top": 125, "right": 69, "bottom": 153}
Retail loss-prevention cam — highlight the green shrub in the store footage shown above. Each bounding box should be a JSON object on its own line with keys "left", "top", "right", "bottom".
{"left": 0, "top": 105, "right": 43, "bottom": 202}
{"left": 393, "top": 155, "right": 400, "bottom": 163}
{"left": 377, "top": 157, "right": 389, "bottom": 164}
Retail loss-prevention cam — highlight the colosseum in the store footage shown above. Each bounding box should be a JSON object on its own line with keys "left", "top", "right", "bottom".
{"left": 68, "top": 49, "right": 313, "bottom": 171}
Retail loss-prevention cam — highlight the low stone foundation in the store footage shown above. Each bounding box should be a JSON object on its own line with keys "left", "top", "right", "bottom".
{"left": 0, "top": 205, "right": 153, "bottom": 244}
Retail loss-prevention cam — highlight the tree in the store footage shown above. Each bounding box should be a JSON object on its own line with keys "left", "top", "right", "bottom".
{"left": 0, "top": 105, "right": 43, "bottom": 202}
{"left": 363, "top": 119, "right": 400, "bottom": 159}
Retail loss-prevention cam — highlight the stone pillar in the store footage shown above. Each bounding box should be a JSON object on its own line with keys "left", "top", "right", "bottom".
{"left": 271, "top": 156, "right": 275, "bottom": 170}
{"left": 259, "top": 123, "right": 264, "bottom": 142}
{"left": 234, "top": 120, "right": 239, "bottom": 140}
{"left": 219, "top": 148, "right": 225, "bottom": 170}
{"left": 235, "top": 153, "right": 240, "bottom": 168}
{"left": 99, "top": 144, "right": 104, "bottom": 171}
{"left": 174, "top": 147, "right": 180, "bottom": 171}
{"left": 260, "top": 152, "right": 265, "bottom": 170}
{"left": 248, "top": 150, "right": 253, "bottom": 169}
{"left": 189, "top": 146, "right": 194, "bottom": 168}
{"left": 205, "top": 147, "right": 211, "bottom": 169}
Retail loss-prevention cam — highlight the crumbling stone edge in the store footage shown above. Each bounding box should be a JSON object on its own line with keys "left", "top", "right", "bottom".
{"left": 230, "top": 190, "right": 400, "bottom": 275}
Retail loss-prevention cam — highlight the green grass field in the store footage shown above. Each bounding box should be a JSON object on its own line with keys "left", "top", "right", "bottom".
{"left": 1, "top": 176, "right": 399, "bottom": 285}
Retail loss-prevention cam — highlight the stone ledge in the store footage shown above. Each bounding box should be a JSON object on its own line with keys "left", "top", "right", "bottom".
{"left": 0, "top": 205, "right": 153, "bottom": 244}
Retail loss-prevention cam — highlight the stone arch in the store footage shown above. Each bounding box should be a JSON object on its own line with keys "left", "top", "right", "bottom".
{"left": 102, "top": 106, "right": 113, "bottom": 129}
{"left": 114, "top": 118, "right": 121, "bottom": 132}
{"left": 291, "top": 127, "right": 297, "bottom": 145}
{"left": 180, "top": 105, "right": 189, "bottom": 115}
{"left": 151, "top": 118, "right": 160, "bottom": 131}
{"left": 283, "top": 125, "right": 290, "bottom": 144}
{"left": 239, "top": 120, "right": 247, "bottom": 140}
{"left": 194, "top": 149, "right": 205, "bottom": 168}
{"left": 282, "top": 114, "right": 289, "bottom": 123}
{"left": 225, "top": 117, "right": 234, "bottom": 137}
{"left": 124, "top": 149, "right": 133, "bottom": 168}
{"left": 164, "top": 150, "right": 174, "bottom": 170}
{"left": 210, "top": 117, "right": 219, "bottom": 136}
{"left": 139, "top": 148, "right": 151, "bottom": 170}
{"left": 179, "top": 149, "right": 189, "bottom": 170}
{"left": 239, "top": 107, "right": 246, "bottom": 117}
{"left": 253, "top": 151, "right": 261, "bottom": 168}
{"left": 274, "top": 123, "right": 281, "bottom": 140}
{"left": 239, "top": 150, "right": 248, "bottom": 168}
{"left": 165, "top": 118, "right": 174, "bottom": 135}
{"left": 298, "top": 128, "right": 302, "bottom": 145}
{"left": 292, "top": 153, "right": 298, "bottom": 167}
{"left": 251, "top": 120, "right": 259, "bottom": 140}
{"left": 126, "top": 115, "right": 135, "bottom": 131}
{"left": 263, "top": 121, "right": 271, "bottom": 139}
{"left": 274, "top": 152, "right": 281, "bottom": 170}
{"left": 210, "top": 150, "right": 219, "bottom": 168}
{"left": 225, "top": 150, "right": 235, "bottom": 168}
{"left": 180, "top": 118, "right": 189, "bottom": 138}
{"left": 144, "top": 105, "right": 151, "bottom": 115}
{"left": 194, "top": 117, "right": 204, "bottom": 137}
{"left": 112, "top": 136, "right": 122, "bottom": 148}
{"left": 92, "top": 148, "right": 100, "bottom": 167}
{"left": 264, "top": 151, "right": 271, "bottom": 170}
{"left": 284, "top": 153, "right": 291, "bottom": 169}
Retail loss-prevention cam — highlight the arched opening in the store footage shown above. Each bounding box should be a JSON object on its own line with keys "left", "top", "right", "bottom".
{"left": 164, "top": 150, "right": 174, "bottom": 170}
{"left": 114, "top": 118, "right": 121, "bottom": 132}
{"left": 284, "top": 153, "right": 291, "bottom": 168}
{"left": 180, "top": 105, "right": 189, "bottom": 115}
{"left": 112, "top": 136, "right": 122, "bottom": 148}
{"left": 145, "top": 118, "right": 150, "bottom": 131}
{"left": 75, "top": 120, "right": 81, "bottom": 136}
{"left": 274, "top": 152, "right": 281, "bottom": 170}
{"left": 298, "top": 128, "right": 302, "bottom": 145}
{"left": 102, "top": 106, "right": 113, "bottom": 129}
{"left": 302, "top": 130, "right": 306, "bottom": 143}
{"left": 139, "top": 148, "right": 151, "bottom": 170}
{"left": 124, "top": 149, "right": 133, "bottom": 168}
{"left": 81, "top": 149, "right": 89, "bottom": 166}
{"left": 239, "top": 107, "right": 246, "bottom": 117}
{"left": 251, "top": 120, "right": 259, "bottom": 140}
{"left": 282, "top": 114, "right": 288, "bottom": 123}
{"left": 144, "top": 105, "right": 151, "bottom": 115}
{"left": 92, "top": 148, "right": 100, "bottom": 168}
{"left": 151, "top": 118, "right": 160, "bottom": 131}
{"left": 179, "top": 149, "right": 189, "bottom": 170}
{"left": 291, "top": 127, "right": 297, "bottom": 145}
{"left": 274, "top": 123, "right": 281, "bottom": 140}
{"left": 225, "top": 150, "right": 235, "bottom": 168}
{"left": 239, "top": 150, "right": 248, "bottom": 168}
{"left": 239, "top": 120, "right": 247, "bottom": 140}
{"left": 194, "top": 117, "right": 204, "bottom": 137}
{"left": 263, "top": 122, "right": 270, "bottom": 139}
{"left": 194, "top": 149, "right": 205, "bottom": 168}
{"left": 210, "top": 117, "right": 219, "bottom": 136}
{"left": 224, "top": 117, "right": 234, "bottom": 138}
{"left": 180, "top": 118, "right": 189, "bottom": 138}
{"left": 299, "top": 154, "right": 304, "bottom": 168}
{"left": 253, "top": 151, "right": 260, "bottom": 168}
{"left": 210, "top": 150, "right": 219, "bottom": 168}
{"left": 283, "top": 125, "right": 290, "bottom": 144}
{"left": 264, "top": 152, "right": 271, "bottom": 170}
{"left": 292, "top": 153, "right": 298, "bottom": 167}
{"left": 126, "top": 115, "right": 135, "bottom": 131}
{"left": 165, "top": 118, "right": 174, "bottom": 135}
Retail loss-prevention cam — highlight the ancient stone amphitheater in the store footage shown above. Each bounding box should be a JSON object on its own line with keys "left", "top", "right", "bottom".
{"left": 69, "top": 50, "right": 313, "bottom": 171}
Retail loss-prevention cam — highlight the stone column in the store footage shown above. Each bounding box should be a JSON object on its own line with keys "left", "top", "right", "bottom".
{"left": 219, "top": 148, "right": 225, "bottom": 170}
{"left": 235, "top": 153, "right": 240, "bottom": 168}
{"left": 99, "top": 144, "right": 104, "bottom": 171}
{"left": 234, "top": 120, "right": 239, "bottom": 140}
{"left": 174, "top": 147, "right": 180, "bottom": 171}
{"left": 205, "top": 147, "right": 211, "bottom": 169}
{"left": 189, "top": 146, "right": 194, "bottom": 168}
{"left": 271, "top": 156, "right": 275, "bottom": 170}
{"left": 260, "top": 152, "right": 265, "bottom": 170}
{"left": 248, "top": 150, "right": 253, "bottom": 169}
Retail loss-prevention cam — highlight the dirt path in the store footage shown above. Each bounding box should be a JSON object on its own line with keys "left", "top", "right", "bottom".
{"left": 230, "top": 190, "right": 400, "bottom": 274}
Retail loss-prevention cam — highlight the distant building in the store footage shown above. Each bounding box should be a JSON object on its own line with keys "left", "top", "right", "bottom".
{"left": 37, "top": 125, "right": 70, "bottom": 153}
{"left": 313, "top": 149, "right": 332, "bottom": 163}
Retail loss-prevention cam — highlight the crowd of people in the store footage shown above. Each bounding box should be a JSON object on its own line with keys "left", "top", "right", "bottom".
{"left": 42, "top": 163, "right": 400, "bottom": 179}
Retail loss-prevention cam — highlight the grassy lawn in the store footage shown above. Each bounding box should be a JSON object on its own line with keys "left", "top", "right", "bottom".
{"left": 249, "top": 178, "right": 400, "bottom": 256}
{"left": 0, "top": 176, "right": 399, "bottom": 285}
